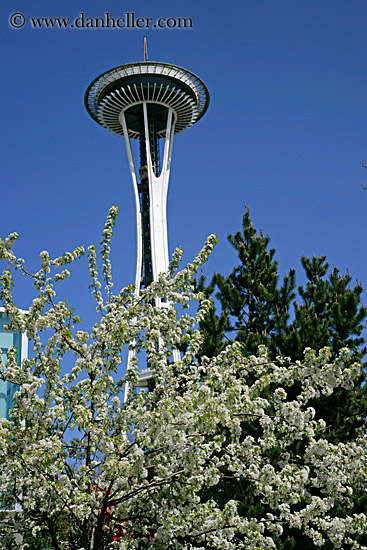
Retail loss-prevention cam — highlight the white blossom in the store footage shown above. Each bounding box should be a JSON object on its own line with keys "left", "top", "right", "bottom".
{"left": 0, "top": 209, "right": 366, "bottom": 549}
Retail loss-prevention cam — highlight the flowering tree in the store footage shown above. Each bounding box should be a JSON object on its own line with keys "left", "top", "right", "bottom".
{"left": 0, "top": 208, "right": 366, "bottom": 550}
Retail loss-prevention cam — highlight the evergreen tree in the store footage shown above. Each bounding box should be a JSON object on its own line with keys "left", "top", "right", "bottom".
{"left": 197, "top": 207, "right": 367, "bottom": 550}
{"left": 198, "top": 206, "right": 367, "bottom": 441}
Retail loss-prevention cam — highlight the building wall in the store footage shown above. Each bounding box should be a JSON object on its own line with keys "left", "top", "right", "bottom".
{"left": 0, "top": 310, "right": 28, "bottom": 419}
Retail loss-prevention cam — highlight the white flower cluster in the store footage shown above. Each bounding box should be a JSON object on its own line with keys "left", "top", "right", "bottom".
{"left": 0, "top": 209, "right": 366, "bottom": 549}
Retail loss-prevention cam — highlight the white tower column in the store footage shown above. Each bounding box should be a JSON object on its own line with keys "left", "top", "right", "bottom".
{"left": 143, "top": 103, "right": 173, "bottom": 283}
{"left": 121, "top": 105, "right": 180, "bottom": 402}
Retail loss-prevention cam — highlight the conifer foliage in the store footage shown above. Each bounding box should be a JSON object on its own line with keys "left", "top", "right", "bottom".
{"left": 198, "top": 206, "right": 367, "bottom": 441}
{"left": 197, "top": 206, "right": 367, "bottom": 549}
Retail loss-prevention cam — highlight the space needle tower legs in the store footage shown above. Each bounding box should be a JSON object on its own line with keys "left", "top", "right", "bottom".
{"left": 85, "top": 52, "right": 210, "bottom": 401}
{"left": 120, "top": 104, "right": 180, "bottom": 399}
{"left": 120, "top": 105, "right": 174, "bottom": 295}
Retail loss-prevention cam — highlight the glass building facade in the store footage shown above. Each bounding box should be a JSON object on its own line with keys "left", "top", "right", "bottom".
{"left": 0, "top": 309, "right": 28, "bottom": 419}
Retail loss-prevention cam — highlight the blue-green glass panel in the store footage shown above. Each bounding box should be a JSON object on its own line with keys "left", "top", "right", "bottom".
{"left": 0, "top": 313, "right": 21, "bottom": 419}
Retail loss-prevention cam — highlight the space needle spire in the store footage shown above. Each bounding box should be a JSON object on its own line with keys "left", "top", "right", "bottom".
{"left": 84, "top": 44, "right": 209, "bottom": 397}
{"left": 144, "top": 35, "right": 148, "bottom": 62}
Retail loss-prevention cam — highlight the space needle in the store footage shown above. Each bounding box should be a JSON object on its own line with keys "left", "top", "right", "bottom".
{"left": 85, "top": 40, "right": 210, "bottom": 396}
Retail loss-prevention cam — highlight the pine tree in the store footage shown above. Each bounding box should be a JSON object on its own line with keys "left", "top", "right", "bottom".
{"left": 198, "top": 206, "right": 296, "bottom": 357}
{"left": 198, "top": 206, "right": 367, "bottom": 441}
{"left": 197, "top": 207, "right": 367, "bottom": 550}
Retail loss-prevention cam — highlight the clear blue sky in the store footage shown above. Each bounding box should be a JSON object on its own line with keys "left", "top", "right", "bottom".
{"left": 1, "top": 0, "right": 366, "bottom": 328}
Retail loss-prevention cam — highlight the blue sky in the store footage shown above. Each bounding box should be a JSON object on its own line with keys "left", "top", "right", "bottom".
{"left": 1, "top": 0, "right": 366, "bottom": 330}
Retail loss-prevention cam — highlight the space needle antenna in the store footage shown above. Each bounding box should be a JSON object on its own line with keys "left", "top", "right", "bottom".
{"left": 144, "top": 35, "right": 148, "bottom": 61}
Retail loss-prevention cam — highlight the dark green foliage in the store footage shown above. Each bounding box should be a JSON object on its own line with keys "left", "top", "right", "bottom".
{"left": 22, "top": 533, "right": 54, "bottom": 550}
{"left": 208, "top": 207, "right": 297, "bottom": 357}
{"left": 200, "top": 206, "right": 366, "bottom": 368}
{"left": 197, "top": 206, "right": 367, "bottom": 548}
{"left": 200, "top": 207, "right": 367, "bottom": 438}
{"left": 195, "top": 270, "right": 230, "bottom": 357}
{"left": 284, "top": 256, "right": 367, "bottom": 364}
